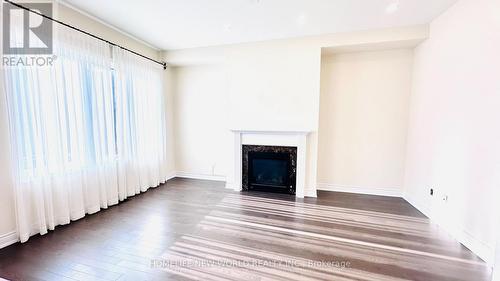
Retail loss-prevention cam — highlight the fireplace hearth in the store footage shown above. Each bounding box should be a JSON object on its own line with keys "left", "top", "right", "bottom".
{"left": 242, "top": 145, "right": 297, "bottom": 195}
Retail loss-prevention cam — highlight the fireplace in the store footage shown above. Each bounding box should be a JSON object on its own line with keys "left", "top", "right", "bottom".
{"left": 242, "top": 145, "right": 297, "bottom": 195}
{"left": 228, "top": 129, "right": 314, "bottom": 198}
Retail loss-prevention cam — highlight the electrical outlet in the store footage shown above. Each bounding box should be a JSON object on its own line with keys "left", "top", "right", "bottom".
{"left": 430, "top": 188, "right": 434, "bottom": 196}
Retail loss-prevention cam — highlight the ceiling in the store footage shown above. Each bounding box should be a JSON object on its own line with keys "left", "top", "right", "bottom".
{"left": 62, "top": 0, "right": 457, "bottom": 51}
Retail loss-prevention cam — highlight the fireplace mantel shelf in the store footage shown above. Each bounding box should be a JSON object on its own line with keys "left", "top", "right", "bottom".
{"left": 230, "top": 129, "right": 314, "bottom": 135}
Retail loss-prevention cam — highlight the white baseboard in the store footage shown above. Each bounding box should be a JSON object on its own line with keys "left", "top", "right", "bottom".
{"left": 403, "top": 193, "right": 495, "bottom": 265}
{"left": 174, "top": 171, "right": 226, "bottom": 182}
{"left": 457, "top": 228, "right": 495, "bottom": 266}
{"left": 0, "top": 231, "right": 18, "bottom": 249}
{"left": 166, "top": 172, "right": 177, "bottom": 181}
{"left": 317, "top": 183, "right": 403, "bottom": 197}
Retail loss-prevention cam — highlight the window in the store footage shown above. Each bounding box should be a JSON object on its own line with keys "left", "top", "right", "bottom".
{"left": 3, "top": 28, "right": 166, "bottom": 181}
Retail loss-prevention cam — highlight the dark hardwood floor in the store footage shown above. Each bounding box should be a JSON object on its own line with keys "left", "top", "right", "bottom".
{"left": 0, "top": 178, "right": 491, "bottom": 281}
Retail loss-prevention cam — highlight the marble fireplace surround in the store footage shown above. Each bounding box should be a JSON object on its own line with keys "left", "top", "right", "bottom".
{"left": 226, "top": 130, "right": 313, "bottom": 198}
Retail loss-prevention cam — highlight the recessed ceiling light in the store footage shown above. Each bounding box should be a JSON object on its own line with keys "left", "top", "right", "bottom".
{"left": 385, "top": 1, "right": 399, "bottom": 14}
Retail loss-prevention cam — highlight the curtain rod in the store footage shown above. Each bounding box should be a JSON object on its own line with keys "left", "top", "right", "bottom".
{"left": 3, "top": 0, "right": 167, "bottom": 70}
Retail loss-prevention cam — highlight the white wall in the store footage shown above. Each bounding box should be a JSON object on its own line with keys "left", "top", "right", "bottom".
{"left": 166, "top": 39, "right": 324, "bottom": 191}
{"left": 226, "top": 41, "right": 321, "bottom": 132}
{"left": 0, "top": 2, "right": 161, "bottom": 248}
{"left": 318, "top": 49, "right": 414, "bottom": 196}
{"left": 495, "top": 236, "right": 500, "bottom": 280}
{"left": 172, "top": 65, "right": 231, "bottom": 178}
{"left": 165, "top": 26, "right": 428, "bottom": 194}
{"left": 164, "top": 68, "right": 177, "bottom": 178}
{"left": 225, "top": 40, "right": 323, "bottom": 192}
{"left": 404, "top": 0, "right": 500, "bottom": 264}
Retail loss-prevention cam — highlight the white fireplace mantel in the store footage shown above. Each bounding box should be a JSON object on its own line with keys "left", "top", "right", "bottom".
{"left": 226, "top": 129, "right": 313, "bottom": 198}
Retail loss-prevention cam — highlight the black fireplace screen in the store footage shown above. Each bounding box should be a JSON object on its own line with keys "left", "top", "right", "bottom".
{"left": 242, "top": 145, "right": 297, "bottom": 194}
{"left": 250, "top": 152, "right": 288, "bottom": 187}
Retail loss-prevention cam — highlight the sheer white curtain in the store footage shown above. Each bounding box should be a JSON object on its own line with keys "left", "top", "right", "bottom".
{"left": 3, "top": 26, "right": 167, "bottom": 243}
{"left": 112, "top": 48, "right": 168, "bottom": 199}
